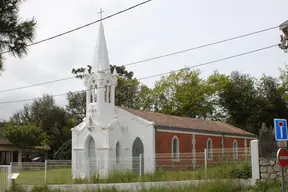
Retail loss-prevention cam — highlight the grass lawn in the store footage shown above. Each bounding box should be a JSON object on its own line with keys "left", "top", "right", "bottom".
{"left": 14, "top": 163, "right": 250, "bottom": 185}
{"left": 0, "top": 171, "right": 8, "bottom": 192}
{"left": 16, "top": 168, "right": 73, "bottom": 185}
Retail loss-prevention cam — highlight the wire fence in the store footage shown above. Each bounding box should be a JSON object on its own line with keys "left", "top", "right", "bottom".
{"left": 4, "top": 148, "right": 250, "bottom": 186}
{"left": 0, "top": 165, "right": 9, "bottom": 191}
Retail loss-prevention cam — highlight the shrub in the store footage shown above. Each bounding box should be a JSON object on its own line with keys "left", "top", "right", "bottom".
{"left": 53, "top": 139, "right": 71, "bottom": 160}
{"left": 228, "top": 163, "right": 252, "bottom": 179}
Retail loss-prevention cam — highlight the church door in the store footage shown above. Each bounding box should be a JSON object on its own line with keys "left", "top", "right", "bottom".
{"left": 132, "top": 137, "right": 144, "bottom": 175}
{"left": 88, "top": 137, "right": 97, "bottom": 178}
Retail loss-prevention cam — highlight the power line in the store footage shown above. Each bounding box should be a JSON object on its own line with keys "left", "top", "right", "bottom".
{"left": 0, "top": 77, "right": 75, "bottom": 93}
{"left": 0, "top": 26, "right": 279, "bottom": 93}
{"left": 123, "top": 26, "right": 278, "bottom": 67}
{"left": 0, "top": 44, "right": 277, "bottom": 105}
{"left": 0, "top": 0, "right": 153, "bottom": 55}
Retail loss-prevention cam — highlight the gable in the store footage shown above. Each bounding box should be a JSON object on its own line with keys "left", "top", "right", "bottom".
{"left": 120, "top": 107, "right": 255, "bottom": 137}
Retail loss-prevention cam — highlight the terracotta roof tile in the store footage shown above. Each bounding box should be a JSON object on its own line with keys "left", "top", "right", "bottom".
{"left": 120, "top": 107, "right": 255, "bottom": 137}
{"left": 0, "top": 138, "right": 12, "bottom": 145}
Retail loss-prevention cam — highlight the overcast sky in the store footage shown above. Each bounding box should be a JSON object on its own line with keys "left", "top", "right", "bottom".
{"left": 0, "top": 0, "right": 288, "bottom": 120}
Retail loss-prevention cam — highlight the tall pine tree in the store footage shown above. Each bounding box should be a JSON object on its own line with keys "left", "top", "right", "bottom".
{"left": 0, "top": 0, "right": 36, "bottom": 72}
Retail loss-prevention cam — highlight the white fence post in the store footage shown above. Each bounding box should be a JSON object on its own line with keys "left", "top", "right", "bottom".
{"left": 44, "top": 160, "right": 47, "bottom": 184}
{"left": 204, "top": 149, "right": 207, "bottom": 178}
{"left": 7, "top": 162, "right": 12, "bottom": 187}
{"left": 250, "top": 140, "right": 260, "bottom": 184}
{"left": 139, "top": 154, "right": 142, "bottom": 177}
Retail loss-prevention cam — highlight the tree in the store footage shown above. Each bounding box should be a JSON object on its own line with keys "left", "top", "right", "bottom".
{"left": 256, "top": 73, "right": 288, "bottom": 129}
{"left": 10, "top": 94, "right": 75, "bottom": 154}
{"left": 152, "top": 68, "right": 213, "bottom": 118}
{"left": 206, "top": 71, "right": 231, "bottom": 121}
{"left": 0, "top": 0, "right": 37, "bottom": 72}
{"left": 71, "top": 65, "right": 134, "bottom": 80}
{"left": 66, "top": 91, "right": 86, "bottom": 123}
{"left": 4, "top": 122, "right": 47, "bottom": 157}
{"left": 54, "top": 139, "right": 71, "bottom": 160}
{"left": 218, "top": 71, "right": 261, "bottom": 134}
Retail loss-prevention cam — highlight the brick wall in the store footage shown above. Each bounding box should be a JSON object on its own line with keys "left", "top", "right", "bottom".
{"left": 155, "top": 130, "right": 252, "bottom": 170}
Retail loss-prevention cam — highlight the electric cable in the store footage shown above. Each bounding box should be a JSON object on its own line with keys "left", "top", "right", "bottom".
{"left": 0, "top": 44, "right": 277, "bottom": 105}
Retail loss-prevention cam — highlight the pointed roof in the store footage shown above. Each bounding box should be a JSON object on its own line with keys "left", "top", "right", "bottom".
{"left": 92, "top": 22, "right": 110, "bottom": 73}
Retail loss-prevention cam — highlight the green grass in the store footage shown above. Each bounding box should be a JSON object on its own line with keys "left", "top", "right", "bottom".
{"left": 14, "top": 162, "right": 250, "bottom": 185}
{"left": 0, "top": 171, "right": 8, "bottom": 192}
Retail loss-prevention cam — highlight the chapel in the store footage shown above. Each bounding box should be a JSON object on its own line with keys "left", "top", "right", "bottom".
{"left": 71, "top": 21, "right": 256, "bottom": 179}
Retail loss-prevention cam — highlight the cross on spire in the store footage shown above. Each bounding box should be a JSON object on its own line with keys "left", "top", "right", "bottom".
{"left": 98, "top": 8, "right": 104, "bottom": 21}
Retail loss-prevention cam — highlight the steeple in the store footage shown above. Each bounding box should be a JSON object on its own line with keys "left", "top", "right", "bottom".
{"left": 92, "top": 16, "right": 110, "bottom": 73}
{"left": 85, "top": 9, "right": 118, "bottom": 126}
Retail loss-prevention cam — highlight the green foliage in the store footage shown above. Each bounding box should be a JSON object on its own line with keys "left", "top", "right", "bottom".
{"left": 4, "top": 122, "right": 47, "bottom": 150}
{"left": 66, "top": 91, "right": 86, "bottom": 123}
{"left": 0, "top": 0, "right": 37, "bottom": 72}
{"left": 9, "top": 94, "right": 75, "bottom": 154}
{"left": 218, "top": 71, "right": 260, "bottom": 132}
{"left": 71, "top": 65, "right": 133, "bottom": 80}
{"left": 53, "top": 139, "right": 71, "bottom": 160}
{"left": 69, "top": 64, "right": 288, "bottom": 135}
{"left": 5, "top": 182, "right": 25, "bottom": 192}
{"left": 228, "top": 163, "right": 252, "bottom": 179}
{"left": 152, "top": 68, "right": 230, "bottom": 120}
{"left": 249, "top": 180, "right": 283, "bottom": 192}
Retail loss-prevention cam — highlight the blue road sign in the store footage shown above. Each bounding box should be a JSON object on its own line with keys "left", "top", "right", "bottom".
{"left": 274, "top": 119, "right": 288, "bottom": 141}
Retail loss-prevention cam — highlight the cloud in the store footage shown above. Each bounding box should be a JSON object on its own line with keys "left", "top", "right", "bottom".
{"left": 0, "top": 0, "right": 287, "bottom": 120}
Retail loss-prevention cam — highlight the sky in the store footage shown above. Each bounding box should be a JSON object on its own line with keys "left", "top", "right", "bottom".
{"left": 0, "top": 0, "right": 288, "bottom": 120}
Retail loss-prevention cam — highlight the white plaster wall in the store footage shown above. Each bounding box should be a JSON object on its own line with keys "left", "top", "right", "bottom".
{"left": 107, "top": 122, "right": 130, "bottom": 172}
{"left": 114, "top": 107, "right": 156, "bottom": 174}
{"left": 71, "top": 130, "right": 76, "bottom": 178}
{"left": 72, "top": 107, "right": 156, "bottom": 178}
{"left": 72, "top": 119, "right": 112, "bottom": 178}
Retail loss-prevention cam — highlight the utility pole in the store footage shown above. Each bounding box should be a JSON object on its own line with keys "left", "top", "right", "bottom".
{"left": 279, "top": 20, "right": 288, "bottom": 53}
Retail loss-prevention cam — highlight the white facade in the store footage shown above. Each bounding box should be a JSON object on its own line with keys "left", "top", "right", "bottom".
{"left": 71, "top": 22, "right": 155, "bottom": 179}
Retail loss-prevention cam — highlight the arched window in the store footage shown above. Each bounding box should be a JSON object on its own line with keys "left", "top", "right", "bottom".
{"left": 108, "top": 85, "right": 111, "bottom": 103}
{"left": 104, "top": 85, "right": 108, "bottom": 102}
{"left": 116, "top": 142, "right": 120, "bottom": 164}
{"left": 94, "top": 84, "right": 97, "bottom": 102}
{"left": 90, "top": 85, "right": 94, "bottom": 103}
{"left": 206, "top": 138, "right": 213, "bottom": 160}
{"left": 233, "top": 140, "right": 238, "bottom": 160}
{"left": 172, "top": 136, "right": 179, "bottom": 161}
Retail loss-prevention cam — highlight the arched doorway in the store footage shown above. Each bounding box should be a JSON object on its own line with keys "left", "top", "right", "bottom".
{"left": 132, "top": 137, "right": 144, "bottom": 175}
{"left": 87, "top": 136, "right": 97, "bottom": 177}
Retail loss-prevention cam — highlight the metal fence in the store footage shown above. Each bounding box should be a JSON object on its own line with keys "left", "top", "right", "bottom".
{"left": 4, "top": 148, "right": 250, "bottom": 186}
{"left": 0, "top": 165, "right": 9, "bottom": 191}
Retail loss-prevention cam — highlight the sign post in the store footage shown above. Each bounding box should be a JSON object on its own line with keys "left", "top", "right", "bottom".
{"left": 274, "top": 119, "right": 288, "bottom": 141}
{"left": 274, "top": 119, "right": 288, "bottom": 192}
{"left": 277, "top": 148, "right": 288, "bottom": 192}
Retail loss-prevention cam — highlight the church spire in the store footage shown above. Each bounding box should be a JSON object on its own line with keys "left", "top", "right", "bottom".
{"left": 92, "top": 9, "right": 110, "bottom": 73}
